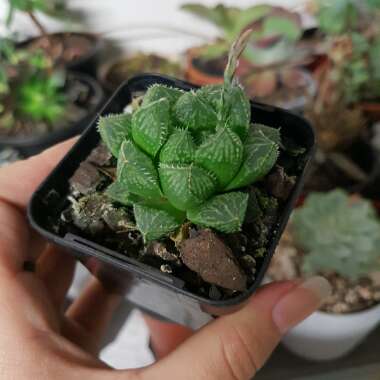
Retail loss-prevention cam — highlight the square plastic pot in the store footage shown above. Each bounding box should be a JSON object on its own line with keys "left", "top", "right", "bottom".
{"left": 28, "top": 74, "right": 315, "bottom": 329}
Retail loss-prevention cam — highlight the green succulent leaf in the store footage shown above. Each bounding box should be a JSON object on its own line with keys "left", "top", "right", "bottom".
{"left": 134, "top": 204, "right": 182, "bottom": 242}
{"left": 117, "top": 140, "right": 162, "bottom": 200}
{"left": 142, "top": 84, "right": 183, "bottom": 107}
{"left": 132, "top": 98, "right": 171, "bottom": 157}
{"left": 250, "top": 123, "right": 281, "bottom": 145}
{"left": 292, "top": 190, "right": 380, "bottom": 280}
{"left": 187, "top": 192, "right": 249, "bottom": 233}
{"left": 197, "top": 83, "right": 250, "bottom": 139}
{"left": 159, "top": 163, "right": 217, "bottom": 211}
{"left": 174, "top": 91, "right": 218, "bottom": 131}
{"left": 160, "top": 128, "right": 196, "bottom": 164}
{"left": 221, "top": 84, "right": 251, "bottom": 139}
{"left": 98, "top": 114, "right": 132, "bottom": 157}
{"left": 226, "top": 124, "right": 279, "bottom": 190}
{"left": 196, "top": 84, "right": 223, "bottom": 111}
{"left": 195, "top": 127, "right": 243, "bottom": 188}
{"left": 105, "top": 181, "right": 139, "bottom": 206}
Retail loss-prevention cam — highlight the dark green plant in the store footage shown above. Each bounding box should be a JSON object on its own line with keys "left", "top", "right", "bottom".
{"left": 0, "top": 38, "right": 67, "bottom": 129}
{"left": 99, "top": 31, "right": 281, "bottom": 242}
{"left": 292, "top": 190, "right": 380, "bottom": 280}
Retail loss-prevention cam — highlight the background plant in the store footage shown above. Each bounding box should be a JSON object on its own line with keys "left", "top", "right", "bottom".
{"left": 5, "top": 0, "right": 85, "bottom": 36}
{"left": 0, "top": 38, "right": 67, "bottom": 130}
{"left": 314, "top": 0, "right": 380, "bottom": 104}
{"left": 182, "top": 3, "right": 304, "bottom": 65}
{"left": 99, "top": 31, "right": 281, "bottom": 242}
{"left": 182, "top": 3, "right": 313, "bottom": 99}
{"left": 292, "top": 189, "right": 380, "bottom": 280}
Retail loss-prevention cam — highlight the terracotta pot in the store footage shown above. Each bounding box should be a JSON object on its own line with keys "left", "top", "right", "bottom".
{"left": 185, "top": 48, "right": 224, "bottom": 86}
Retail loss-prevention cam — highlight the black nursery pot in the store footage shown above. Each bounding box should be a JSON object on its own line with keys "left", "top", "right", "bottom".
{"left": 18, "top": 32, "right": 104, "bottom": 77}
{"left": 0, "top": 73, "right": 104, "bottom": 157}
{"left": 28, "top": 74, "right": 315, "bottom": 329}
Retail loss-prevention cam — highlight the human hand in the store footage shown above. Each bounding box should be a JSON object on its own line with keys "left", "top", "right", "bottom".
{"left": 0, "top": 139, "right": 331, "bottom": 380}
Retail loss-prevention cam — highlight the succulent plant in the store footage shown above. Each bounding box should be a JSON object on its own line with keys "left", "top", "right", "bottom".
{"left": 313, "top": 0, "right": 380, "bottom": 103}
{"left": 182, "top": 3, "right": 304, "bottom": 66}
{"left": 98, "top": 31, "right": 281, "bottom": 242}
{"left": 292, "top": 190, "right": 380, "bottom": 280}
{"left": 0, "top": 38, "right": 67, "bottom": 129}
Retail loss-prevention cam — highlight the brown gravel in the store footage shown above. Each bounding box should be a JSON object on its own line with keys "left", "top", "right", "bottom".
{"left": 268, "top": 228, "right": 380, "bottom": 314}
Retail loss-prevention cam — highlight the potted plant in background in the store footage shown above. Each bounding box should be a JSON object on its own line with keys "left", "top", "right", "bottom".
{"left": 304, "top": 2, "right": 380, "bottom": 196}
{"left": 5, "top": 0, "right": 103, "bottom": 76}
{"left": 182, "top": 3, "right": 316, "bottom": 111}
{"left": 0, "top": 38, "right": 103, "bottom": 156}
{"left": 268, "top": 190, "right": 380, "bottom": 361}
{"left": 311, "top": 0, "right": 380, "bottom": 122}
{"left": 28, "top": 31, "right": 314, "bottom": 328}
{"left": 98, "top": 52, "right": 184, "bottom": 94}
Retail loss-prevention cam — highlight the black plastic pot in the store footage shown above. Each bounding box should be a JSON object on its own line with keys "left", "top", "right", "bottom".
{"left": 18, "top": 32, "right": 104, "bottom": 77}
{"left": 304, "top": 138, "right": 380, "bottom": 197}
{"left": 28, "top": 74, "right": 315, "bottom": 329}
{"left": 0, "top": 72, "right": 104, "bottom": 157}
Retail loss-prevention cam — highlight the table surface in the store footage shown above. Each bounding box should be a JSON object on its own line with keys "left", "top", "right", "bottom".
{"left": 256, "top": 327, "right": 380, "bottom": 380}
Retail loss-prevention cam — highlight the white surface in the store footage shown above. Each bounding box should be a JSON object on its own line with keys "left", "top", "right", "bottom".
{"left": 100, "top": 309, "right": 155, "bottom": 369}
{"left": 68, "top": 264, "right": 155, "bottom": 369}
{"left": 282, "top": 303, "right": 380, "bottom": 361}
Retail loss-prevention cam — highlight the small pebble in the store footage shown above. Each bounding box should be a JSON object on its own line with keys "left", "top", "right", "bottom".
{"left": 357, "top": 287, "right": 372, "bottom": 301}
{"left": 148, "top": 242, "right": 179, "bottom": 262}
{"left": 373, "top": 291, "right": 380, "bottom": 301}
{"left": 240, "top": 255, "right": 257, "bottom": 275}
{"left": 160, "top": 264, "right": 173, "bottom": 274}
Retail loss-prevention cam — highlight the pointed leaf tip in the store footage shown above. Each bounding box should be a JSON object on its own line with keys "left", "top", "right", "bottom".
{"left": 132, "top": 98, "right": 172, "bottom": 157}
{"left": 98, "top": 113, "right": 132, "bottom": 157}
{"left": 134, "top": 204, "right": 183, "bottom": 242}
{"left": 187, "top": 192, "right": 249, "bottom": 233}
{"left": 117, "top": 140, "right": 162, "bottom": 200}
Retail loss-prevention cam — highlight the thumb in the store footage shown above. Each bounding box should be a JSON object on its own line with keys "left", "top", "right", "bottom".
{"left": 138, "top": 277, "right": 331, "bottom": 380}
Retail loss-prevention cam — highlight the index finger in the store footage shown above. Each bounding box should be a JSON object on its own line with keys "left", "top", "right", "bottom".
{"left": 0, "top": 138, "right": 77, "bottom": 210}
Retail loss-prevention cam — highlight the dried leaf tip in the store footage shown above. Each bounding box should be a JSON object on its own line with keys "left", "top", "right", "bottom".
{"left": 224, "top": 28, "right": 253, "bottom": 85}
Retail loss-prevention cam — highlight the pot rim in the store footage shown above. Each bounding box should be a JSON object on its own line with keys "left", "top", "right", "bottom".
{"left": 17, "top": 31, "right": 104, "bottom": 69}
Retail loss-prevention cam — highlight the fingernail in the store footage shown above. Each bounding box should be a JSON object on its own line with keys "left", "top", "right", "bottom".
{"left": 272, "top": 276, "right": 332, "bottom": 334}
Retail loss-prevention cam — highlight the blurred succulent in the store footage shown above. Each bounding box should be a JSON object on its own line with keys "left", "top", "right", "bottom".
{"left": 315, "top": 0, "right": 379, "bottom": 35}
{"left": 99, "top": 31, "right": 281, "bottom": 242}
{"left": 292, "top": 190, "right": 380, "bottom": 280}
{"left": 17, "top": 71, "right": 66, "bottom": 123}
{"left": 182, "top": 3, "right": 304, "bottom": 66}
{"left": 313, "top": 0, "right": 380, "bottom": 103}
{"left": 0, "top": 38, "right": 67, "bottom": 129}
